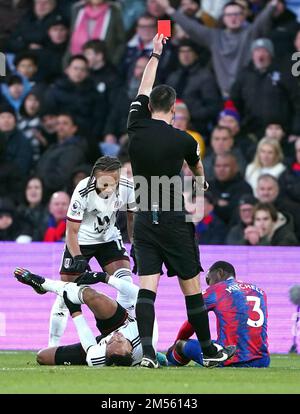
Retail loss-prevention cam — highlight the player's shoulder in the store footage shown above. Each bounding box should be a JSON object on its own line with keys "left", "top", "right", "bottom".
{"left": 75, "top": 177, "right": 95, "bottom": 198}
{"left": 119, "top": 176, "right": 134, "bottom": 190}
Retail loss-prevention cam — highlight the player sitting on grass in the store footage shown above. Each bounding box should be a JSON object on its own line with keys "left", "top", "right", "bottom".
{"left": 166, "top": 261, "right": 270, "bottom": 368}
{"left": 14, "top": 267, "right": 158, "bottom": 367}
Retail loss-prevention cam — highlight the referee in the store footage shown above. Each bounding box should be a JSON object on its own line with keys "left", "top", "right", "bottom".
{"left": 127, "top": 34, "right": 236, "bottom": 368}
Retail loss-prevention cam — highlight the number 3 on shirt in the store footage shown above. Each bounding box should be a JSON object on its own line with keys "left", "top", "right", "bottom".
{"left": 246, "top": 296, "right": 264, "bottom": 328}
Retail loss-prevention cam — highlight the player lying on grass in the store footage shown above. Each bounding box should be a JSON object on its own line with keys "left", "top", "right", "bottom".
{"left": 14, "top": 267, "right": 157, "bottom": 367}
{"left": 166, "top": 261, "right": 270, "bottom": 368}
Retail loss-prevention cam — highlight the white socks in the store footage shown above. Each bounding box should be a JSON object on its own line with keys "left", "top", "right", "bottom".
{"left": 48, "top": 295, "right": 68, "bottom": 347}
{"left": 108, "top": 268, "right": 138, "bottom": 313}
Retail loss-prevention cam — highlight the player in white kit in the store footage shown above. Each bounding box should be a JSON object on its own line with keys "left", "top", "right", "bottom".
{"left": 48, "top": 156, "right": 137, "bottom": 347}
{"left": 14, "top": 267, "right": 158, "bottom": 367}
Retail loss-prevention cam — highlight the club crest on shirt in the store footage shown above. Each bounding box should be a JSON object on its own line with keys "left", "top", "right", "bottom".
{"left": 64, "top": 258, "right": 72, "bottom": 269}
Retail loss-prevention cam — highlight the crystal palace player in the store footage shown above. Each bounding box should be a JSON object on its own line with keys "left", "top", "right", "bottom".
{"left": 167, "top": 261, "right": 270, "bottom": 368}
{"left": 48, "top": 156, "right": 136, "bottom": 347}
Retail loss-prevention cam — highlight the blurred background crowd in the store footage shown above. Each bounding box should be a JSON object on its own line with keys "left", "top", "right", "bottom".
{"left": 0, "top": 0, "right": 299, "bottom": 246}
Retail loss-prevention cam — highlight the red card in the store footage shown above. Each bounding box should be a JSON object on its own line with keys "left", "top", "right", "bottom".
{"left": 157, "top": 20, "right": 171, "bottom": 37}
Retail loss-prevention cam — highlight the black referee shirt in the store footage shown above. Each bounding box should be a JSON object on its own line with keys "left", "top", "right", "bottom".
{"left": 127, "top": 95, "right": 200, "bottom": 211}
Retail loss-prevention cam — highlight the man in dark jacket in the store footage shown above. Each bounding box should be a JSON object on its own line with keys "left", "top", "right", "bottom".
{"left": 0, "top": 104, "right": 32, "bottom": 175}
{"left": 226, "top": 194, "right": 257, "bottom": 245}
{"left": 36, "top": 113, "right": 87, "bottom": 197}
{"left": 194, "top": 192, "right": 227, "bottom": 245}
{"left": 166, "top": 39, "right": 222, "bottom": 134}
{"left": 44, "top": 55, "right": 107, "bottom": 138}
{"left": 6, "top": 0, "right": 60, "bottom": 53}
{"left": 231, "top": 38, "right": 300, "bottom": 137}
{"left": 256, "top": 173, "right": 300, "bottom": 241}
{"left": 210, "top": 152, "right": 253, "bottom": 224}
{"left": 243, "top": 202, "right": 299, "bottom": 246}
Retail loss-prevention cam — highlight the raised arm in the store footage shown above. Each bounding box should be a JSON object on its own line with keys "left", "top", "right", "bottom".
{"left": 251, "top": 0, "right": 278, "bottom": 38}
{"left": 138, "top": 33, "right": 167, "bottom": 97}
{"left": 156, "top": 0, "right": 213, "bottom": 49}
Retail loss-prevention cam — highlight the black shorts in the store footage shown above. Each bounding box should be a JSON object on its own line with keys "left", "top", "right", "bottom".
{"left": 133, "top": 212, "right": 202, "bottom": 280}
{"left": 60, "top": 240, "right": 129, "bottom": 275}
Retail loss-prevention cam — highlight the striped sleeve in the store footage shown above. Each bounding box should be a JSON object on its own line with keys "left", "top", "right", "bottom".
{"left": 119, "top": 177, "right": 137, "bottom": 212}
{"left": 86, "top": 343, "right": 107, "bottom": 367}
{"left": 66, "top": 179, "right": 89, "bottom": 222}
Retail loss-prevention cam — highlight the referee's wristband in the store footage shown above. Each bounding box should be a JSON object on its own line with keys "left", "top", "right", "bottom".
{"left": 151, "top": 52, "right": 161, "bottom": 60}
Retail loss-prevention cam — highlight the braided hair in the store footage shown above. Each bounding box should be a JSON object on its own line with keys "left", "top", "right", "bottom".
{"left": 86, "top": 156, "right": 122, "bottom": 190}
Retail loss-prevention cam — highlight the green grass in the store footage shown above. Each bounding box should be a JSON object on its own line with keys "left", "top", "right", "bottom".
{"left": 0, "top": 352, "right": 300, "bottom": 394}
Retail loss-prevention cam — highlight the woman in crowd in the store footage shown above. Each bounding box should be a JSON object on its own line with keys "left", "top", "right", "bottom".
{"left": 245, "top": 137, "right": 286, "bottom": 194}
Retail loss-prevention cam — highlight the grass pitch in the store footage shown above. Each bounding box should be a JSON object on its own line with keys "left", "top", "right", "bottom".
{"left": 0, "top": 352, "right": 300, "bottom": 394}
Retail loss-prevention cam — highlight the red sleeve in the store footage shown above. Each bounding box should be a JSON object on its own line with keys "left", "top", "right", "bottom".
{"left": 175, "top": 320, "right": 195, "bottom": 341}
{"left": 43, "top": 220, "right": 66, "bottom": 242}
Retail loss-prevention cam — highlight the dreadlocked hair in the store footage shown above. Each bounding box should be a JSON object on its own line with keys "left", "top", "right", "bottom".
{"left": 86, "top": 156, "right": 122, "bottom": 190}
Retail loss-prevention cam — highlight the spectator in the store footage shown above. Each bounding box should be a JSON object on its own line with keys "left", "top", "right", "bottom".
{"left": 0, "top": 104, "right": 32, "bottom": 175}
{"left": 69, "top": 0, "right": 125, "bottom": 65}
{"left": 165, "top": 39, "right": 222, "bottom": 135}
{"left": 123, "top": 13, "right": 157, "bottom": 80}
{"left": 17, "top": 176, "right": 49, "bottom": 241}
{"left": 66, "top": 164, "right": 92, "bottom": 196}
{"left": 173, "top": 100, "right": 206, "bottom": 158}
{"left": 179, "top": 0, "right": 218, "bottom": 27}
{"left": 256, "top": 173, "right": 300, "bottom": 240}
{"left": 36, "top": 106, "right": 58, "bottom": 149}
{"left": 185, "top": 191, "right": 227, "bottom": 245}
{"left": 210, "top": 152, "right": 253, "bottom": 223}
{"left": 231, "top": 37, "right": 300, "bottom": 137}
{"left": 43, "top": 191, "right": 70, "bottom": 242}
{"left": 147, "top": 0, "right": 169, "bottom": 19}
{"left": 279, "top": 138, "right": 300, "bottom": 206}
{"left": 0, "top": 0, "right": 30, "bottom": 50}
{"left": 270, "top": 0, "right": 299, "bottom": 59}
{"left": 18, "top": 92, "right": 43, "bottom": 164}
{"left": 156, "top": 0, "right": 278, "bottom": 96}
{"left": 82, "top": 39, "right": 123, "bottom": 103}
{"left": 0, "top": 74, "right": 28, "bottom": 115}
{"left": 36, "top": 113, "right": 88, "bottom": 197}
{"left": 218, "top": 104, "right": 257, "bottom": 162}
{"left": 226, "top": 193, "right": 257, "bottom": 244}
{"left": 203, "top": 125, "right": 247, "bottom": 181}
{"left": 34, "top": 14, "right": 70, "bottom": 83}
{"left": 0, "top": 197, "right": 31, "bottom": 242}
{"left": 127, "top": 56, "right": 150, "bottom": 101}
{"left": 44, "top": 55, "right": 107, "bottom": 138}
{"left": 264, "top": 122, "right": 294, "bottom": 159}
{"left": 243, "top": 202, "right": 298, "bottom": 245}
{"left": 245, "top": 137, "right": 286, "bottom": 194}
{"left": 7, "top": 0, "right": 59, "bottom": 53}
{"left": 118, "top": 0, "right": 146, "bottom": 32}
{"left": 14, "top": 52, "right": 40, "bottom": 84}
{"left": 0, "top": 132, "right": 24, "bottom": 205}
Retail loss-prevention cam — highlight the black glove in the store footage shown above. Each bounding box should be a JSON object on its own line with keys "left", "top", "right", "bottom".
{"left": 130, "top": 244, "right": 137, "bottom": 274}
{"left": 70, "top": 255, "right": 91, "bottom": 273}
{"left": 75, "top": 271, "right": 108, "bottom": 286}
{"left": 63, "top": 291, "right": 81, "bottom": 315}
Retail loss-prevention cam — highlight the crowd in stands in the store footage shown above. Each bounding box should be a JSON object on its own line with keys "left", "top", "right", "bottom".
{"left": 0, "top": 0, "right": 299, "bottom": 246}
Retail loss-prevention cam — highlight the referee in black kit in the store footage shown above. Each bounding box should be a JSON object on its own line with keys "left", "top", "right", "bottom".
{"left": 127, "top": 34, "right": 236, "bottom": 368}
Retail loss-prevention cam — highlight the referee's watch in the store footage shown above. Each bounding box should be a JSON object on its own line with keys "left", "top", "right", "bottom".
{"left": 151, "top": 52, "right": 161, "bottom": 60}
